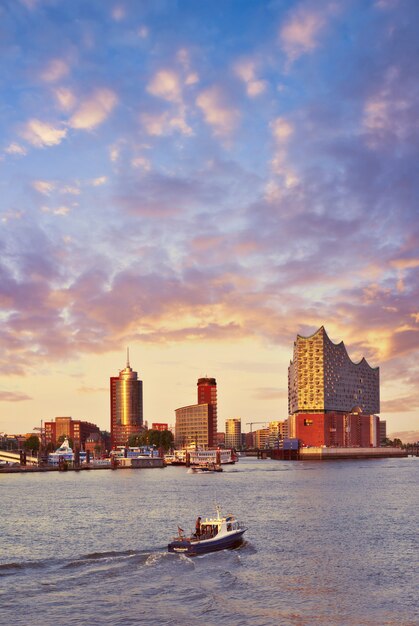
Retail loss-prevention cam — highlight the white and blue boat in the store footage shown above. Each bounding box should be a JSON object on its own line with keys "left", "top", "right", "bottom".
{"left": 168, "top": 507, "right": 247, "bottom": 556}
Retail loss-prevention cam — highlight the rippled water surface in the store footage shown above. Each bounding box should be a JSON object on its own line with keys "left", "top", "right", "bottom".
{"left": 1, "top": 457, "right": 418, "bottom": 625}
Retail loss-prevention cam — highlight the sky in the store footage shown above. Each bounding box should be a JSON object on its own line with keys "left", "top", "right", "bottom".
{"left": 1, "top": 0, "right": 418, "bottom": 437}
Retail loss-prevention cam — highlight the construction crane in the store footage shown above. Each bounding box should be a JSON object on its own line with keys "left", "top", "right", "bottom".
{"left": 246, "top": 421, "right": 268, "bottom": 433}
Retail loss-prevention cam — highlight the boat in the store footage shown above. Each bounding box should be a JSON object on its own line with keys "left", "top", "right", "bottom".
{"left": 187, "top": 462, "right": 223, "bottom": 473}
{"left": 168, "top": 507, "right": 247, "bottom": 556}
{"left": 189, "top": 448, "right": 236, "bottom": 465}
{"left": 47, "top": 438, "right": 87, "bottom": 466}
{"left": 165, "top": 448, "right": 237, "bottom": 466}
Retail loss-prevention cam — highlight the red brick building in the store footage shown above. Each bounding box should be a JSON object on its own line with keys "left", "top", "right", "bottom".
{"left": 85, "top": 431, "right": 109, "bottom": 457}
{"left": 290, "top": 409, "right": 379, "bottom": 447}
{"left": 44, "top": 417, "right": 101, "bottom": 449}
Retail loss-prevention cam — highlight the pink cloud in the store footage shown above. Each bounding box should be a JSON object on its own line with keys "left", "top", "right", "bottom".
{"left": 20, "top": 119, "right": 67, "bottom": 148}
{"left": 280, "top": 6, "right": 326, "bottom": 61}
{"left": 0, "top": 391, "right": 32, "bottom": 402}
{"left": 69, "top": 89, "right": 118, "bottom": 130}
{"left": 196, "top": 86, "right": 240, "bottom": 136}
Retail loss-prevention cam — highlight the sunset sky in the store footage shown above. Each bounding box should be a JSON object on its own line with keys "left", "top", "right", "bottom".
{"left": 1, "top": 0, "right": 418, "bottom": 436}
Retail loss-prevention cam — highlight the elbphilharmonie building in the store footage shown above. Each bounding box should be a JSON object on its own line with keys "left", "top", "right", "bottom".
{"left": 288, "top": 327, "right": 380, "bottom": 447}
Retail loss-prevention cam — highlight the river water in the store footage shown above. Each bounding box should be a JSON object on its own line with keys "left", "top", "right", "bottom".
{"left": 1, "top": 457, "right": 417, "bottom": 626}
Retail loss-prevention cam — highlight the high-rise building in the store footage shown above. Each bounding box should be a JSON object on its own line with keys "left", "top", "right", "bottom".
{"left": 288, "top": 327, "right": 380, "bottom": 447}
{"left": 225, "top": 418, "right": 241, "bottom": 449}
{"left": 110, "top": 351, "right": 143, "bottom": 448}
{"left": 197, "top": 377, "right": 217, "bottom": 441}
{"left": 175, "top": 404, "right": 214, "bottom": 448}
{"left": 288, "top": 326, "right": 379, "bottom": 415}
{"left": 175, "top": 377, "right": 217, "bottom": 448}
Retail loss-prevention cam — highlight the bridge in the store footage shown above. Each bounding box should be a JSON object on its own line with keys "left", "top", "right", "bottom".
{"left": 0, "top": 450, "right": 39, "bottom": 465}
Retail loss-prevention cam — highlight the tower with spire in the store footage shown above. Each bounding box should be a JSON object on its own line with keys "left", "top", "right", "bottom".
{"left": 110, "top": 348, "right": 143, "bottom": 448}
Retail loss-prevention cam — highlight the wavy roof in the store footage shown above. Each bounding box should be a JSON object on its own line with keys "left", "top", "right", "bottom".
{"left": 296, "top": 326, "right": 379, "bottom": 371}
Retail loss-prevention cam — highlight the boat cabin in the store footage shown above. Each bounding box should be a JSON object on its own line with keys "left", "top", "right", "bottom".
{"left": 197, "top": 514, "right": 240, "bottom": 539}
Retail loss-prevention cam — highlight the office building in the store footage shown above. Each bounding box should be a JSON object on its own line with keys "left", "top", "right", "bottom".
{"left": 254, "top": 427, "right": 270, "bottom": 449}
{"left": 175, "top": 377, "right": 217, "bottom": 448}
{"left": 225, "top": 418, "right": 241, "bottom": 449}
{"left": 175, "top": 404, "right": 214, "bottom": 448}
{"left": 288, "top": 327, "right": 380, "bottom": 447}
{"left": 268, "top": 420, "right": 288, "bottom": 448}
{"left": 44, "top": 417, "right": 101, "bottom": 449}
{"left": 110, "top": 352, "right": 143, "bottom": 448}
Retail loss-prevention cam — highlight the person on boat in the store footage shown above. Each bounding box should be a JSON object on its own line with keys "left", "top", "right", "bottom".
{"left": 195, "top": 516, "right": 202, "bottom": 537}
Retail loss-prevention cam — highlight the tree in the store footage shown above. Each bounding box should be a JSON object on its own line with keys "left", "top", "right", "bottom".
{"left": 159, "top": 429, "right": 174, "bottom": 451}
{"left": 128, "top": 429, "right": 174, "bottom": 451}
{"left": 23, "top": 435, "right": 40, "bottom": 453}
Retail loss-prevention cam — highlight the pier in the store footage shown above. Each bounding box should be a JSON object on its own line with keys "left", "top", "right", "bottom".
{"left": 243, "top": 446, "right": 408, "bottom": 461}
{"left": 0, "top": 457, "right": 165, "bottom": 473}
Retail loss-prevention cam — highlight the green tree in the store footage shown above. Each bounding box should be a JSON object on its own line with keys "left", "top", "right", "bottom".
{"left": 159, "top": 429, "right": 174, "bottom": 451}
{"left": 128, "top": 429, "right": 173, "bottom": 451}
{"left": 128, "top": 433, "right": 146, "bottom": 447}
{"left": 23, "top": 435, "right": 40, "bottom": 453}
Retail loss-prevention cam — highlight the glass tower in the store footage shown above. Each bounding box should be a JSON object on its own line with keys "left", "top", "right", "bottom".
{"left": 110, "top": 350, "right": 143, "bottom": 448}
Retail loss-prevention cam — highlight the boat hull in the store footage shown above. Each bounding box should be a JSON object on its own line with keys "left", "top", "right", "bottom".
{"left": 168, "top": 529, "right": 246, "bottom": 556}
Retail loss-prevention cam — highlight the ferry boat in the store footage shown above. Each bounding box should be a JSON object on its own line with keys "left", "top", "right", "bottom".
{"left": 168, "top": 507, "right": 247, "bottom": 556}
{"left": 47, "top": 438, "right": 87, "bottom": 466}
{"left": 187, "top": 462, "right": 223, "bottom": 474}
{"left": 165, "top": 448, "right": 237, "bottom": 466}
{"left": 190, "top": 449, "right": 236, "bottom": 465}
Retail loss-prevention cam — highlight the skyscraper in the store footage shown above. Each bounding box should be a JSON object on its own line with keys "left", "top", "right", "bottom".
{"left": 288, "top": 327, "right": 380, "bottom": 447}
{"left": 110, "top": 351, "right": 143, "bottom": 448}
{"left": 175, "top": 377, "right": 217, "bottom": 448}
{"left": 197, "top": 377, "right": 217, "bottom": 441}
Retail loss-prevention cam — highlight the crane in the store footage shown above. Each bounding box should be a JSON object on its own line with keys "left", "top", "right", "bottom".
{"left": 246, "top": 421, "right": 268, "bottom": 433}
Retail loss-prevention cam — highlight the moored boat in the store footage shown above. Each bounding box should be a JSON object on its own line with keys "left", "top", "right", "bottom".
{"left": 168, "top": 507, "right": 247, "bottom": 556}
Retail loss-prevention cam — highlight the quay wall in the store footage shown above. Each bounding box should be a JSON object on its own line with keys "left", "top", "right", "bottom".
{"left": 0, "top": 458, "right": 165, "bottom": 473}
{"left": 299, "top": 446, "right": 407, "bottom": 460}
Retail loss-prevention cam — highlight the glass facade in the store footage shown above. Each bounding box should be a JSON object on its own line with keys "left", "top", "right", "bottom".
{"left": 110, "top": 359, "right": 143, "bottom": 448}
{"left": 225, "top": 418, "right": 241, "bottom": 449}
{"left": 288, "top": 327, "right": 380, "bottom": 415}
{"left": 175, "top": 404, "right": 212, "bottom": 448}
